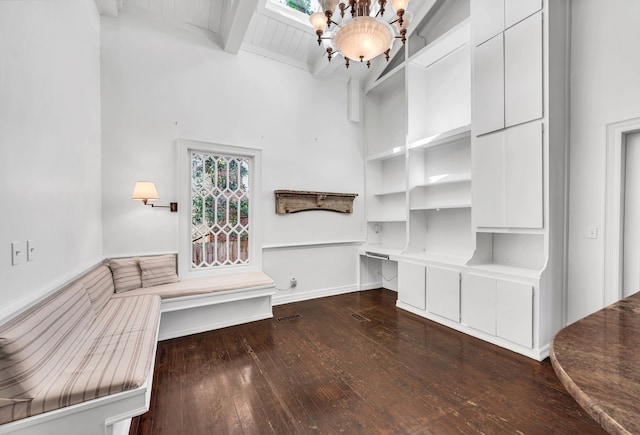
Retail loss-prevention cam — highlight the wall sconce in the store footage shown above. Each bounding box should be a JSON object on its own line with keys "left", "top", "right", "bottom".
{"left": 132, "top": 181, "right": 178, "bottom": 212}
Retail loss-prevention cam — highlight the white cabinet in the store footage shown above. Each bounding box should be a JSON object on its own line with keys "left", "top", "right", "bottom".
{"left": 462, "top": 274, "right": 496, "bottom": 334}
{"left": 473, "top": 34, "right": 504, "bottom": 136}
{"left": 473, "top": 130, "right": 504, "bottom": 226}
{"left": 505, "top": 0, "right": 542, "bottom": 28}
{"left": 471, "top": 0, "right": 504, "bottom": 46}
{"left": 472, "top": 0, "right": 542, "bottom": 46}
{"left": 472, "top": 10, "right": 543, "bottom": 136}
{"left": 463, "top": 273, "right": 534, "bottom": 348}
{"left": 504, "top": 12, "right": 543, "bottom": 128}
{"left": 474, "top": 121, "right": 543, "bottom": 228}
{"left": 504, "top": 122, "right": 543, "bottom": 228}
{"left": 497, "top": 280, "right": 533, "bottom": 348}
{"left": 398, "top": 261, "right": 426, "bottom": 310}
{"left": 426, "top": 266, "right": 460, "bottom": 322}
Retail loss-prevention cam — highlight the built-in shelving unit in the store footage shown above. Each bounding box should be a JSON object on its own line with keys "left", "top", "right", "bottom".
{"left": 359, "top": 0, "right": 569, "bottom": 361}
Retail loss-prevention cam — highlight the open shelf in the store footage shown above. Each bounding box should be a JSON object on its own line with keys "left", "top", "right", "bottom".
{"left": 413, "top": 172, "right": 471, "bottom": 187}
{"left": 466, "top": 263, "right": 542, "bottom": 280}
{"left": 367, "top": 217, "right": 407, "bottom": 223}
{"left": 408, "top": 124, "right": 471, "bottom": 151}
{"left": 410, "top": 202, "right": 471, "bottom": 211}
{"left": 400, "top": 251, "right": 469, "bottom": 267}
{"left": 366, "top": 146, "right": 406, "bottom": 162}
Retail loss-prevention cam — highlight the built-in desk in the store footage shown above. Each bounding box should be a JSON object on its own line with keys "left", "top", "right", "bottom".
{"left": 550, "top": 292, "right": 640, "bottom": 435}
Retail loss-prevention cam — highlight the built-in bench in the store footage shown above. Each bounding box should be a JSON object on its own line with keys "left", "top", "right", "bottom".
{"left": 0, "top": 254, "right": 275, "bottom": 435}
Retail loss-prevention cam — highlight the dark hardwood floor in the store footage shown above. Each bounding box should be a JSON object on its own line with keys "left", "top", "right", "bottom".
{"left": 130, "top": 289, "right": 604, "bottom": 434}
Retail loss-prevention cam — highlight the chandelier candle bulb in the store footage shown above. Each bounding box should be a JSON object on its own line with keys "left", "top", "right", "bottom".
{"left": 310, "top": 0, "right": 411, "bottom": 69}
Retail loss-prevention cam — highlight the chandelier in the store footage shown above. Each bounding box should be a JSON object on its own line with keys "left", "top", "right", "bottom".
{"left": 309, "top": 0, "right": 411, "bottom": 69}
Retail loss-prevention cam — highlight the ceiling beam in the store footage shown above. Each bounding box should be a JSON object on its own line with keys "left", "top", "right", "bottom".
{"left": 94, "top": 0, "right": 121, "bottom": 17}
{"left": 311, "top": 47, "right": 343, "bottom": 79}
{"left": 223, "top": 0, "right": 260, "bottom": 54}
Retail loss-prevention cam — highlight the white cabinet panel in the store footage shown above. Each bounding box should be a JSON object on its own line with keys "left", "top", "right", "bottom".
{"left": 473, "top": 130, "right": 505, "bottom": 227}
{"left": 398, "top": 261, "right": 426, "bottom": 310}
{"left": 505, "top": 121, "right": 543, "bottom": 228}
{"left": 496, "top": 280, "right": 533, "bottom": 347}
{"left": 504, "top": 12, "right": 543, "bottom": 128}
{"left": 426, "top": 266, "right": 460, "bottom": 322}
{"left": 504, "top": 0, "right": 542, "bottom": 28}
{"left": 471, "top": 0, "right": 504, "bottom": 46}
{"left": 473, "top": 34, "right": 505, "bottom": 136}
{"left": 462, "top": 274, "right": 496, "bottom": 335}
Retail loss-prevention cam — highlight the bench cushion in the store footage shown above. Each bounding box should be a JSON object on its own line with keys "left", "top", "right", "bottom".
{"left": 77, "top": 265, "right": 116, "bottom": 315}
{"left": 0, "top": 294, "right": 161, "bottom": 424}
{"left": 0, "top": 282, "right": 94, "bottom": 402}
{"left": 111, "top": 271, "right": 274, "bottom": 300}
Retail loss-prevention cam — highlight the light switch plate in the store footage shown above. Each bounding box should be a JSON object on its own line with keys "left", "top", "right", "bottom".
{"left": 587, "top": 226, "right": 598, "bottom": 239}
{"left": 27, "top": 240, "right": 35, "bottom": 261}
{"left": 11, "top": 242, "right": 21, "bottom": 265}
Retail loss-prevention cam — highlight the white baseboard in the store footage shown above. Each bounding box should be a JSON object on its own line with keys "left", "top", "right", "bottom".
{"left": 272, "top": 284, "right": 361, "bottom": 306}
{"left": 396, "top": 301, "right": 547, "bottom": 361}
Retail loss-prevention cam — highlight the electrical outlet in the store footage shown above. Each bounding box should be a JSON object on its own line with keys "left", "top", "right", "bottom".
{"left": 290, "top": 278, "right": 297, "bottom": 288}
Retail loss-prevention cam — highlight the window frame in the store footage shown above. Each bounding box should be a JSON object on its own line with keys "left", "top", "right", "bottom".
{"left": 177, "top": 139, "right": 263, "bottom": 278}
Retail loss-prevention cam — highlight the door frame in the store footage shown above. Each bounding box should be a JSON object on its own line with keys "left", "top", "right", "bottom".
{"left": 604, "top": 117, "right": 640, "bottom": 306}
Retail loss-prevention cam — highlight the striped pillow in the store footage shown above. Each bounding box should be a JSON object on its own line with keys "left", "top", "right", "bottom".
{"left": 139, "top": 254, "right": 179, "bottom": 288}
{"left": 109, "top": 258, "right": 142, "bottom": 293}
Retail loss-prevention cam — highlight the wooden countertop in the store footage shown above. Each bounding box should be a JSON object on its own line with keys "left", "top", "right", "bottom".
{"left": 550, "top": 292, "right": 640, "bottom": 435}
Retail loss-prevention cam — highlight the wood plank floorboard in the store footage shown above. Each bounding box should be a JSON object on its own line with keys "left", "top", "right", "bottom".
{"left": 130, "top": 289, "right": 604, "bottom": 434}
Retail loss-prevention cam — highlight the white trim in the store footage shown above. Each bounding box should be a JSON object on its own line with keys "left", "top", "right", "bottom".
{"left": 263, "top": 240, "right": 365, "bottom": 250}
{"left": 604, "top": 117, "right": 640, "bottom": 306}
{"left": 176, "top": 139, "right": 263, "bottom": 279}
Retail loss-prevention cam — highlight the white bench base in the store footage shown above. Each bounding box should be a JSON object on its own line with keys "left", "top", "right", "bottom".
{"left": 158, "top": 286, "right": 275, "bottom": 341}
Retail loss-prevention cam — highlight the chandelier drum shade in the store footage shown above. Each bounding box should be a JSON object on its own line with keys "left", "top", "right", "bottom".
{"left": 310, "top": 0, "right": 411, "bottom": 68}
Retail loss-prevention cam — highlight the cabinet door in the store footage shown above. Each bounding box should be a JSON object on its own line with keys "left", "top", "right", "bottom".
{"left": 473, "top": 34, "right": 505, "bottom": 136}
{"left": 504, "top": 121, "right": 543, "bottom": 228}
{"left": 473, "top": 130, "right": 505, "bottom": 227}
{"left": 426, "top": 266, "right": 460, "bottom": 322}
{"left": 504, "top": 12, "right": 543, "bottom": 128}
{"left": 462, "top": 274, "right": 496, "bottom": 335}
{"left": 504, "top": 0, "right": 542, "bottom": 28}
{"left": 496, "top": 280, "right": 533, "bottom": 348}
{"left": 471, "top": 0, "right": 504, "bottom": 46}
{"left": 398, "top": 261, "right": 426, "bottom": 310}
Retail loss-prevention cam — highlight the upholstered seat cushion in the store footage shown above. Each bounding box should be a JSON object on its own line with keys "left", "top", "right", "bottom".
{"left": 111, "top": 271, "right": 274, "bottom": 300}
{"left": 0, "top": 294, "right": 161, "bottom": 424}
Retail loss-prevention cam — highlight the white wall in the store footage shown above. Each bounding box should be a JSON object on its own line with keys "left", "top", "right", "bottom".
{"left": 100, "top": 11, "right": 364, "bottom": 300}
{"left": 0, "top": 0, "right": 102, "bottom": 320}
{"left": 567, "top": 0, "right": 640, "bottom": 322}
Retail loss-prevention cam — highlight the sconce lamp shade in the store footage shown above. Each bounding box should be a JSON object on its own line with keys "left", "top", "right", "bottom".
{"left": 132, "top": 181, "right": 159, "bottom": 205}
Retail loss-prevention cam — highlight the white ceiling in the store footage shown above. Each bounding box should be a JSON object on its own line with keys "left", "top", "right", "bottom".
{"left": 96, "top": 0, "right": 437, "bottom": 83}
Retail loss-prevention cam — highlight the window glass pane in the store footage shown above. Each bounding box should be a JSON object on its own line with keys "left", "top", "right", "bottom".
{"left": 191, "top": 151, "right": 251, "bottom": 269}
{"left": 271, "top": 0, "right": 319, "bottom": 15}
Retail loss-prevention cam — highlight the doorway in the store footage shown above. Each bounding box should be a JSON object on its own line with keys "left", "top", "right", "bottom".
{"left": 623, "top": 132, "right": 640, "bottom": 297}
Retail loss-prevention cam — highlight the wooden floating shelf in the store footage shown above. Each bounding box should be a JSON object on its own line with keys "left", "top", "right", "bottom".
{"left": 275, "top": 190, "right": 358, "bottom": 214}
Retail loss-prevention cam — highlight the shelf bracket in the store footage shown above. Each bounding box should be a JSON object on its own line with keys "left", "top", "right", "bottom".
{"left": 274, "top": 190, "right": 358, "bottom": 214}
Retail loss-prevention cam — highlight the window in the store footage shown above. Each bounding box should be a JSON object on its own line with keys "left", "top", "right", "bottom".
{"left": 191, "top": 152, "right": 250, "bottom": 269}
{"left": 270, "top": 0, "right": 318, "bottom": 16}
{"left": 178, "top": 140, "right": 262, "bottom": 276}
